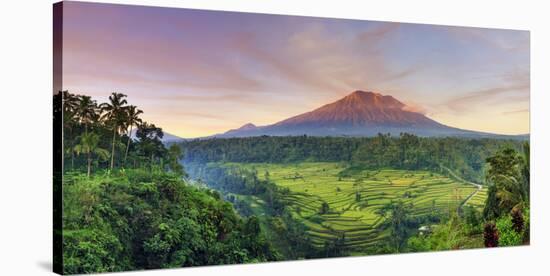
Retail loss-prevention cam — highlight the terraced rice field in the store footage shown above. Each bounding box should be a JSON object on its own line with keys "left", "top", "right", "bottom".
{"left": 464, "top": 187, "right": 488, "bottom": 211}
{"left": 226, "top": 162, "right": 484, "bottom": 252}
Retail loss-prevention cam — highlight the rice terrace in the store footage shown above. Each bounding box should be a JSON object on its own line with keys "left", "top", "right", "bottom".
{"left": 213, "top": 162, "right": 485, "bottom": 252}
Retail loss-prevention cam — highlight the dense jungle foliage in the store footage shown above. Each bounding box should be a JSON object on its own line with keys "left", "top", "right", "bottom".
{"left": 56, "top": 91, "right": 277, "bottom": 274}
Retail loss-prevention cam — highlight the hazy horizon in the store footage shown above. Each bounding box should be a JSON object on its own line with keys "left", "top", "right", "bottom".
{"left": 60, "top": 2, "right": 530, "bottom": 138}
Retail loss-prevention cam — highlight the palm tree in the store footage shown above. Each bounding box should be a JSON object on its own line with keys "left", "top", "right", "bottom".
{"left": 74, "top": 132, "right": 110, "bottom": 177}
{"left": 76, "top": 95, "right": 99, "bottom": 135}
{"left": 484, "top": 148, "right": 526, "bottom": 217}
{"left": 123, "top": 105, "right": 143, "bottom": 166}
{"left": 100, "top": 92, "right": 127, "bottom": 171}
{"left": 493, "top": 174, "right": 523, "bottom": 210}
{"left": 62, "top": 91, "right": 79, "bottom": 170}
{"left": 62, "top": 91, "right": 79, "bottom": 120}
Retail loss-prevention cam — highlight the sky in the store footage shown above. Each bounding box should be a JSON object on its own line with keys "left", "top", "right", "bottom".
{"left": 60, "top": 1, "right": 530, "bottom": 138}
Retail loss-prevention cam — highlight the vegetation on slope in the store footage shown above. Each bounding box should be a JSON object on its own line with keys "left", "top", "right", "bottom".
{"left": 184, "top": 141, "right": 530, "bottom": 255}
{"left": 188, "top": 162, "right": 481, "bottom": 254}
{"left": 62, "top": 170, "right": 277, "bottom": 274}
{"left": 181, "top": 133, "right": 524, "bottom": 183}
{"left": 56, "top": 91, "right": 277, "bottom": 274}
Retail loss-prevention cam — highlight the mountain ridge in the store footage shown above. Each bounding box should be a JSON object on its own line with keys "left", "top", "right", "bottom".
{"left": 196, "top": 90, "right": 528, "bottom": 140}
{"left": 130, "top": 129, "right": 185, "bottom": 143}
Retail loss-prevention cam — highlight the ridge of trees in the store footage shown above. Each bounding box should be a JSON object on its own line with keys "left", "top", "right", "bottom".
{"left": 181, "top": 134, "right": 524, "bottom": 183}
{"left": 55, "top": 91, "right": 183, "bottom": 177}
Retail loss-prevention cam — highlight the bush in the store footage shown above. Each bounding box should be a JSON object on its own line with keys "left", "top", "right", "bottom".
{"left": 309, "top": 214, "right": 324, "bottom": 224}
{"left": 63, "top": 229, "right": 128, "bottom": 274}
{"left": 523, "top": 208, "right": 530, "bottom": 244}
{"left": 483, "top": 222, "right": 499, "bottom": 247}
{"left": 319, "top": 202, "right": 330, "bottom": 214}
{"left": 496, "top": 215, "right": 523, "bottom": 247}
{"left": 407, "top": 236, "right": 430, "bottom": 252}
{"left": 511, "top": 207, "right": 524, "bottom": 233}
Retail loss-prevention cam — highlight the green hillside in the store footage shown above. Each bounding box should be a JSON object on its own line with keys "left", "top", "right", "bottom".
{"left": 223, "top": 162, "right": 481, "bottom": 252}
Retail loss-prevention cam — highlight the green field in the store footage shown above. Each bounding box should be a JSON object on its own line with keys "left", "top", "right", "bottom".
{"left": 465, "top": 186, "right": 488, "bottom": 211}
{"left": 224, "top": 162, "right": 484, "bottom": 252}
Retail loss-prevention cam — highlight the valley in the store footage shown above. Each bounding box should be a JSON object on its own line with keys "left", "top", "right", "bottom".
{"left": 212, "top": 162, "right": 483, "bottom": 253}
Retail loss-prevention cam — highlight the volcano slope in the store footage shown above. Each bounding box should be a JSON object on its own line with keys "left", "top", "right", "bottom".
{"left": 214, "top": 90, "right": 509, "bottom": 138}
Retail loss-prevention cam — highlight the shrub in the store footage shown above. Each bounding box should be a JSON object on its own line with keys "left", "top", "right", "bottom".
{"left": 483, "top": 222, "right": 499, "bottom": 247}
{"left": 511, "top": 207, "right": 524, "bottom": 233}
{"left": 523, "top": 208, "right": 530, "bottom": 244}
{"left": 63, "top": 229, "right": 128, "bottom": 274}
{"left": 496, "top": 215, "right": 523, "bottom": 246}
{"left": 319, "top": 202, "right": 330, "bottom": 214}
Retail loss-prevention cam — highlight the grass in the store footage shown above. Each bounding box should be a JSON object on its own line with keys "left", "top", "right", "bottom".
{"left": 223, "top": 162, "right": 485, "bottom": 252}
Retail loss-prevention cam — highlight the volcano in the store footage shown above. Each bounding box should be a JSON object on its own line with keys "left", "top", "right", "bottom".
{"left": 213, "top": 90, "right": 524, "bottom": 139}
{"left": 273, "top": 91, "right": 438, "bottom": 128}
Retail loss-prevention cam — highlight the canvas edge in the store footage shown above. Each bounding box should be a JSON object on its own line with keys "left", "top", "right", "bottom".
{"left": 53, "top": 1, "right": 64, "bottom": 275}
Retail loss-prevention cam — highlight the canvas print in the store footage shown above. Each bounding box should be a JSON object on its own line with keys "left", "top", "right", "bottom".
{"left": 53, "top": 1, "right": 530, "bottom": 274}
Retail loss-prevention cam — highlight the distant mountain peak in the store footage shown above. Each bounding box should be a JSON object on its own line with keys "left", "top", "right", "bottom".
{"left": 210, "top": 89, "right": 513, "bottom": 139}
{"left": 222, "top": 122, "right": 259, "bottom": 136}
{"left": 130, "top": 129, "right": 184, "bottom": 143}
{"left": 237, "top": 123, "right": 257, "bottom": 130}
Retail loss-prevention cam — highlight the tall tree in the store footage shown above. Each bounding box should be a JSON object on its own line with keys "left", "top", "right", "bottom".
{"left": 123, "top": 105, "right": 143, "bottom": 166}
{"left": 167, "top": 144, "right": 186, "bottom": 177}
{"left": 74, "top": 132, "right": 110, "bottom": 177}
{"left": 76, "top": 95, "right": 99, "bottom": 135}
{"left": 483, "top": 184, "right": 500, "bottom": 220}
{"left": 386, "top": 201, "right": 412, "bottom": 252}
{"left": 521, "top": 142, "right": 530, "bottom": 202}
{"left": 62, "top": 91, "right": 79, "bottom": 170}
{"left": 136, "top": 122, "right": 165, "bottom": 169}
{"left": 483, "top": 147, "right": 525, "bottom": 219}
{"left": 100, "top": 93, "right": 128, "bottom": 171}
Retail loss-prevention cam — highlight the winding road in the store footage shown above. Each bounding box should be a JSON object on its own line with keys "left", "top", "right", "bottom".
{"left": 440, "top": 165, "right": 483, "bottom": 211}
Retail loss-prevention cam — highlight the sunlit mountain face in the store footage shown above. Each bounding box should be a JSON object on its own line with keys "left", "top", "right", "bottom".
{"left": 214, "top": 90, "right": 527, "bottom": 139}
